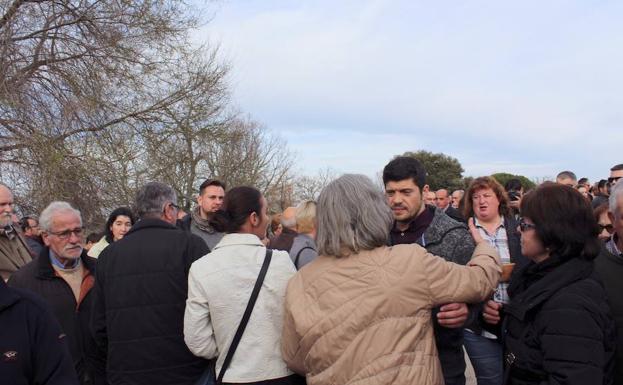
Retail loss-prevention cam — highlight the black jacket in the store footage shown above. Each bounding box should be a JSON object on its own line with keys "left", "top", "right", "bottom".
{"left": 0, "top": 279, "right": 79, "bottom": 385}
{"left": 391, "top": 205, "right": 475, "bottom": 383}
{"left": 503, "top": 256, "right": 616, "bottom": 385}
{"left": 594, "top": 247, "right": 623, "bottom": 385}
{"left": 91, "top": 218, "right": 210, "bottom": 385}
{"left": 8, "top": 248, "right": 104, "bottom": 385}
{"left": 470, "top": 216, "right": 530, "bottom": 334}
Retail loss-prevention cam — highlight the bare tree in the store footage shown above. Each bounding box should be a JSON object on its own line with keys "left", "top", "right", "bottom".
{"left": 0, "top": 0, "right": 296, "bottom": 228}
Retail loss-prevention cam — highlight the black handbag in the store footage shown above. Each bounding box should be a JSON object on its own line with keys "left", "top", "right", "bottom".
{"left": 215, "top": 249, "right": 273, "bottom": 384}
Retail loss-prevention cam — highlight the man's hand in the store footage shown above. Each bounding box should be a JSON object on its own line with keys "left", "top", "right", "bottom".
{"left": 437, "top": 302, "right": 469, "bottom": 328}
{"left": 483, "top": 300, "right": 502, "bottom": 325}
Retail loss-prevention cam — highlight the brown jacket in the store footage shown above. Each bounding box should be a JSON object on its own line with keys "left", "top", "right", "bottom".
{"left": 281, "top": 242, "right": 501, "bottom": 385}
{"left": 0, "top": 228, "right": 32, "bottom": 281}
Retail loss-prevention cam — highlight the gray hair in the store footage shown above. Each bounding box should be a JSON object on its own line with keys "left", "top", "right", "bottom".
{"left": 316, "top": 174, "right": 393, "bottom": 258}
{"left": 609, "top": 180, "right": 623, "bottom": 218}
{"left": 135, "top": 182, "right": 177, "bottom": 218}
{"left": 39, "top": 202, "right": 82, "bottom": 232}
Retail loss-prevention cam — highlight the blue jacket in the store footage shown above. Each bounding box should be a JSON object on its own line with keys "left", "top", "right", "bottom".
{"left": 0, "top": 279, "right": 79, "bottom": 385}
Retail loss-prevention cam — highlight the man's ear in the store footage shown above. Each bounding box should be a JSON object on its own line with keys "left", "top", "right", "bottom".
{"left": 422, "top": 184, "right": 430, "bottom": 193}
{"left": 42, "top": 232, "right": 51, "bottom": 246}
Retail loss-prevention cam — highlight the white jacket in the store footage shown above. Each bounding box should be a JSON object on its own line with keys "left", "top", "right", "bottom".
{"left": 184, "top": 233, "right": 296, "bottom": 383}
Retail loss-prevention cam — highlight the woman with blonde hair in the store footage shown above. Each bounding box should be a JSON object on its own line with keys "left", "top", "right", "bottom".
{"left": 288, "top": 200, "right": 318, "bottom": 269}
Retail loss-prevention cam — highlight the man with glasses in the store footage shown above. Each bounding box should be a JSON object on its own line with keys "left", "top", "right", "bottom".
{"left": 91, "top": 182, "right": 210, "bottom": 385}
{"left": 8, "top": 201, "right": 105, "bottom": 384}
{"left": 0, "top": 183, "right": 32, "bottom": 281}
{"left": 595, "top": 179, "right": 623, "bottom": 384}
{"left": 608, "top": 164, "right": 623, "bottom": 194}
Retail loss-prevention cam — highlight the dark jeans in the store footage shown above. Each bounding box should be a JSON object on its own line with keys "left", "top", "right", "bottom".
{"left": 463, "top": 330, "right": 503, "bottom": 385}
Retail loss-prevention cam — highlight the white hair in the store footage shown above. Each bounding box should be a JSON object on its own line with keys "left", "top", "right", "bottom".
{"left": 39, "top": 201, "right": 82, "bottom": 232}
{"left": 609, "top": 180, "right": 623, "bottom": 218}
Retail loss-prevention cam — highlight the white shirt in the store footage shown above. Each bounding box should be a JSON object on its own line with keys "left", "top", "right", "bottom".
{"left": 184, "top": 233, "right": 296, "bottom": 382}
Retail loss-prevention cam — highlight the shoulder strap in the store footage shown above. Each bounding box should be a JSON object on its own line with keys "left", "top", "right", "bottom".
{"left": 294, "top": 246, "right": 314, "bottom": 269}
{"left": 216, "top": 249, "right": 273, "bottom": 384}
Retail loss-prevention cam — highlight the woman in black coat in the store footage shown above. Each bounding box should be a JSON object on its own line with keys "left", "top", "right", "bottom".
{"left": 483, "top": 182, "right": 616, "bottom": 385}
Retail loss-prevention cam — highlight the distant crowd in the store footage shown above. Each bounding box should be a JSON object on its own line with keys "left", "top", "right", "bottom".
{"left": 1, "top": 160, "right": 622, "bottom": 385}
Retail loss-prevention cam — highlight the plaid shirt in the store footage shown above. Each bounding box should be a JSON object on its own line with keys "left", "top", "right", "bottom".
{"left": 472, "top": 218, "right": 510, "bottom": 340}
{"left": 475, "top": 218, "right": 510, "bottom": 305}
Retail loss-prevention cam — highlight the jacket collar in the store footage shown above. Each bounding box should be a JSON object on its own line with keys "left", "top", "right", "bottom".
{"left": 0, "top": 279, "right": 19, "bottom": 311}
{"left": 213, "top": 233, "right": 264, "bottom": 250}
{"left": 423, "top": 206, "right": 467, "bottom": 245}
{"left": 504, "top": 257, "right": 593, "bottom": 321}
{"left": 127, "top": 218, "right": 177, "bottom": 235}
{"left": 36, "top": 246, "right": 94, "bottom": 280}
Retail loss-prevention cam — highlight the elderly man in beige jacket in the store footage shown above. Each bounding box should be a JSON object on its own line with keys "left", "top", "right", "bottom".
{"left": 282, "top": 174, "right": 500, "bottom": 385}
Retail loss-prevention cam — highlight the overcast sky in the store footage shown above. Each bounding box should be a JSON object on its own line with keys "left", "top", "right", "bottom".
{"left": 197, "top": 0, "right": 622, "bottom": 183}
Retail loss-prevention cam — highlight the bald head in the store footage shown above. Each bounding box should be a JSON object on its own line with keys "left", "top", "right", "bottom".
{"left": 435, "top": 189, "right": 450, "bottom": 210}
{"left": 0, "top": 184, "right": 15, "bottom": 228}
{"left": 281, "top": 207, "right": 297, "bottom": 230}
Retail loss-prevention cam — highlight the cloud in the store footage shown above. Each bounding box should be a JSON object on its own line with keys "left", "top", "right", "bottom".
{"left": 199, "top": 0, "right": 623, "bottom": 180}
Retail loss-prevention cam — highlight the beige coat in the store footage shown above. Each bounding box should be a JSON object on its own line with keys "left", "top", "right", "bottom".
{"left": 281, "top": 242, "right": 501, "bottom": 385}
{"left": 0, "top": 230, "right": 32, "bottom": 281}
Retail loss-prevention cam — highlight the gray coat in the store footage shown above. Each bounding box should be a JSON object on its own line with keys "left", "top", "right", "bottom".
{"left": 289, "top": 234, "right": 317, "bottom": 269}
{"left": 421, "top": 208, "right": 475, "bottom": 265}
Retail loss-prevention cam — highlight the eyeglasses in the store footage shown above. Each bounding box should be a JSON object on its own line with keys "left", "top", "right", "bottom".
{"left": 518, "top": 218, "right": 537, "bottom": 232}
{"left": 48, "top": 227, "right": 85, "bottom": 240}
{"left": 599, "top": 224, "right": 614, "bottom": 234}
{"left": 608, "top": 176, "right": 622, "bottom": 185}
{"left": 169, "top": 203, "right": 180, "bottom": 210}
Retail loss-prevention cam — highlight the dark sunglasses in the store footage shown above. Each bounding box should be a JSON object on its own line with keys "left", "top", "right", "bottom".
{"left": 608, "top": 176, "right": 622, "bottom": 185}
{"left": 599, "top": 224, "right": 614, "bottom": 234}
{"left": 518, "top": 218, "right": 537, "bottom": 232}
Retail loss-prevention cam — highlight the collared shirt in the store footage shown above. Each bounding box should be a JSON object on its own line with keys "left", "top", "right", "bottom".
{"left": 389, "top": 205, "right": 434, "bottom": 246}
{"left": 475, "top": 217, "right": 510, "bottom": 339}
{"left": 606, "top": 233, "right": 623, "bottom": 258}
{"left": 1, "top": 225, "right": 17, "bottom": 240}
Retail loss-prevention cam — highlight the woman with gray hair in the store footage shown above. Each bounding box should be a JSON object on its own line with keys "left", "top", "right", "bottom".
{"left": 281, "top": 174, "right": 501, "bottom": 385}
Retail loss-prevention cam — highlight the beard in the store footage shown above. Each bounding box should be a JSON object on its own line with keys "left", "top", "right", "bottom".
{"left": 0, "top": 213, "right": 13, "bottom": 228}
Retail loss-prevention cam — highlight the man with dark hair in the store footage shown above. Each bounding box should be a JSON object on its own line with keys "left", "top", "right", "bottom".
{"left": 20, "top": 215, "right": 44, "bottom": 257}
{"left": 382, "top": 156, "right": 476, "bottom": 385}
{"left": 0, "top": 183, "right": 32, "bottom": 281}
{"left": 555, "top": 170, "right": 577, "bottom": 187}
{"left": 9, "top": 202, "right": 105, "bottom": 385}
{"left": 92, "top": 182, "right": 210, "bottom": 385}
{"left": 609, "top": 164, "right": 623, "bottom": 193}
{"left": 178, "top": 179, "right": 225, "bottom": 251}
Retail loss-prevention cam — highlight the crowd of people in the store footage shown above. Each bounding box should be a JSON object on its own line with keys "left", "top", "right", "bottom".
{"left": 1, "top": 160, "right": 622, "bottom": 385}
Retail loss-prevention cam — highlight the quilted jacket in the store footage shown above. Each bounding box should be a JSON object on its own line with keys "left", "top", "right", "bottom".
{"left": 281, "top": 242, "right": 501, "bottom": 385}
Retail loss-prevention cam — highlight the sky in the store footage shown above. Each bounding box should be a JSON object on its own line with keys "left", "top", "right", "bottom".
{"left": 195, "top": 0, "right": 622, "bottom": 183}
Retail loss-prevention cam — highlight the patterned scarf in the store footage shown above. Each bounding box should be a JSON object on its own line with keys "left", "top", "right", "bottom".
{"left": 191, "top": 206, "right": 217, "bottom": 234}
